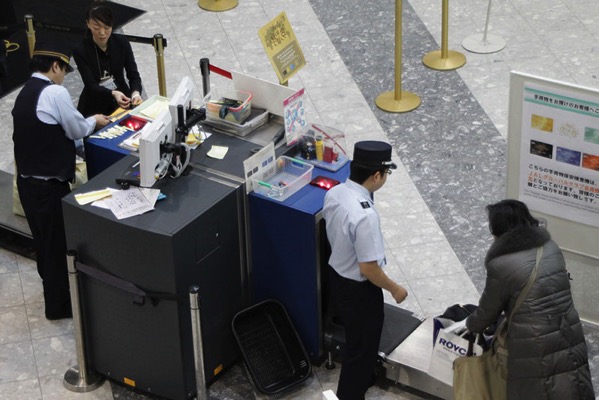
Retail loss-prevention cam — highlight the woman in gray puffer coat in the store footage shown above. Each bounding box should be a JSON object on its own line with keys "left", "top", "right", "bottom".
{"left": 466, "top": 200, "right": 595, "bottom": 399}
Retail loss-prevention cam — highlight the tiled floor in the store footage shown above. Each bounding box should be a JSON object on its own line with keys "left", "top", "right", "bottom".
{"left": 0, "top": 0, "right": 597, "bottom": 399}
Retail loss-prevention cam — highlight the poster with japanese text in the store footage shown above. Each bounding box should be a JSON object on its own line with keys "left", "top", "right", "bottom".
{"left": 519, "top": 83, "right": 599, "bottom": 227}
{"left": 283, "top": 88, "right": 306, "bottom": 146}
{"left": 258, "top": 12, "right": 306, "bottom": 84}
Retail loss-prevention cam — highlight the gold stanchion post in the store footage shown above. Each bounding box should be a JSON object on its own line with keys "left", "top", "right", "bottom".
{"left": 24, "top": 15, "right": 35, "bottom": 58}
{"left": 198, "top": 0, "right": 238, "bottom": 12}
{"left": 422, "top": 0, "right": 466, "bottom": 70}
{"left": 375, "top": 0, "right": 420, "bottom": 113}
{"left": 153, "top": 34, "right": 167, "bottom": 97}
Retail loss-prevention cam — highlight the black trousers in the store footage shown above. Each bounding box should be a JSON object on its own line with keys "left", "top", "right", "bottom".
{"left": 329, "top": 267, "right": 384, "bottom": 400}
{"left": 17, "top": 176, "right": 71, "bottom": 318}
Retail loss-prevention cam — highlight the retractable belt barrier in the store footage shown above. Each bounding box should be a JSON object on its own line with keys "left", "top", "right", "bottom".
{"left": 75, "top": 260, "right": 184, "bottom": 306}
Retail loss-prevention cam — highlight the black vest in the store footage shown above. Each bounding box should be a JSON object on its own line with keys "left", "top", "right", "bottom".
{"left": 12, "top": 77, "right": 76, "bottom": 180}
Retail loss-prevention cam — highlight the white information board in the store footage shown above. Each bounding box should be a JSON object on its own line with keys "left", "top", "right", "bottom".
{"left": 507, "top": 72, "right": 599, "bottom": 322}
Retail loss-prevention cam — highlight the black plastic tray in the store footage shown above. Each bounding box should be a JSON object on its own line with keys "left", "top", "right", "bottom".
{"left": 232, "top": 300, "right": 311, "bottom": 395}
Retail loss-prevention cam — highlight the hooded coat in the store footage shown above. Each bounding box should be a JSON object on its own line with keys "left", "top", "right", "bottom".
{"left": 466, "top": 226, "right": 594, "bottom": 400}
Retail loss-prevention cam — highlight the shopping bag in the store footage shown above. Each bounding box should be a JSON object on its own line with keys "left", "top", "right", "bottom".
{"left": 431, "top": 304, "right": 477, "bottom": 344}
{"left": 428, "top": 322, "right": 483, "bottom": 386}
{"left": 453, "top": 335, "right": 506, "bottom": 400}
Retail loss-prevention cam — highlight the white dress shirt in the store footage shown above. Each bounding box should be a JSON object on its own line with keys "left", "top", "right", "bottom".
{"left": 323, "top": 179, "right": 386, "bottom": 281}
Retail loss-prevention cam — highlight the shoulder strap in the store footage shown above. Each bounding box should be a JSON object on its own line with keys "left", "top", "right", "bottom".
{"left": 508, "top": 246, "right": 543, "bottom": 328}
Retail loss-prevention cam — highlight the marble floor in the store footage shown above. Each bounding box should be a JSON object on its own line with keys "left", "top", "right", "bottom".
{"left": 0, "top": 0, "right": 597, "bottom": 398}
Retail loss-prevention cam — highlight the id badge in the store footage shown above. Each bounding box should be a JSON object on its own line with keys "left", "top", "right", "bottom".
{"left": 100, "top": 76, "right": 117, "bottom": 91}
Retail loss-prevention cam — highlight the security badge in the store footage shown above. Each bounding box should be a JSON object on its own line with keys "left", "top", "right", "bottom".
{"left": 100, "top": 75, "right": 117, "bottom": 91}
{"left": 358, "top": 198, "right": 374, "bottom": 213}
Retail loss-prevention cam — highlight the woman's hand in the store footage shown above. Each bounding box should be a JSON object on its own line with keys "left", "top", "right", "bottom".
{"left": 112, "top": 90, "right": 131, "bottom": 109}
{"left": 131, "top": 91, "right": 142, "bottom": 106}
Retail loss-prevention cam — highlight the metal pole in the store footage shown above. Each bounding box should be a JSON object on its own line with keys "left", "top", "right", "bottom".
{"left": 461, "top": 0, "right": 506, "bottom": 54}
{"left": 199, "top": 58, "right": 210, "bottom": 97}
{"left": 63, "top": 251, "right": 105, "bottom": 392}
{"left": 375, "top": 0, "right": 420, "bottom": 113}
{"left": 153, "top": 34, "right": 167, "bottom": 97}
{"left": 24, "top": 15, "right": 35, "bottom": 58}
{"left": 423, "top": 0, "right": 466, "bottom": 70}
{"left": 441, "top": 0, "right": 449, "bottom": 59}
{"left": 482, "top": 0, "right": 492, "bottom": 43}
{"left": 190, "top": 286, "right": 208, "bottom": 400}
{"left": 394, "top": 0, "right": 403, "bottom": 100}
{"left": 198, "top": 0, "right": 238, "bottom": 12}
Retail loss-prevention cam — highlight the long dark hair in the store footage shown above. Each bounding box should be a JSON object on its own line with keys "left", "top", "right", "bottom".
{"left": 486, "top": 199, "right": 539, "bottom": 237}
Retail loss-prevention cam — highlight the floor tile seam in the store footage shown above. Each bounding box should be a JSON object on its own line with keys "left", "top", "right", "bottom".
{"left": 385, "top": 239, "right": 463, "bottom": 258}
{"left": 0, "top": 341, "right": 39, "bottom": 386}
{"left": 1, "top": 271, "right": 26, "bottom": 310}
{"left": 386, "top": 233, "right": 448, "bottom": 248}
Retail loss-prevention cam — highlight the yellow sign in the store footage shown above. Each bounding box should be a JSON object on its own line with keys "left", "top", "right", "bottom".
{"left": 258, "top": 12, "right": 305, "bottom": 85}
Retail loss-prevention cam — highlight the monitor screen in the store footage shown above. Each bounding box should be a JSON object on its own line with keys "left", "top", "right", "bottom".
{"left": 169, "top": 76, "right": 195, "bottom": 140}
{"left": 139, "top": 109, "right": 173, "bottom": 187}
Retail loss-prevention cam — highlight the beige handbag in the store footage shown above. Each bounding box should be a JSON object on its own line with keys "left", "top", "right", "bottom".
{"left": 12, "top": 159, "right": 88, "bottom": 217}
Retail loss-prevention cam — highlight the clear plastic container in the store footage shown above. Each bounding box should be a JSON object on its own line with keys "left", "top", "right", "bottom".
{"left": 252, "top": 156, "right": 313, "bottom": 201}
{"left": 206, "top": 89, "right": 252, "bottom": 124}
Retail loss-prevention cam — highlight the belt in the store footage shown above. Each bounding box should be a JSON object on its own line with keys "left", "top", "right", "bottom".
{"left": 329, "top": 265, "right": 368, "bottom": 286}
{"left": 20, "top": 176, "right": 69, "bottom": 186}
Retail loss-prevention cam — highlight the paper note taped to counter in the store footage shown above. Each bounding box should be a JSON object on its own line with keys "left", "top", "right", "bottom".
{"left": 74, "top": 188, "right": 113, "bottom": 205}
{"left": 207, "top": 145, "right": 229, "bottom": 159}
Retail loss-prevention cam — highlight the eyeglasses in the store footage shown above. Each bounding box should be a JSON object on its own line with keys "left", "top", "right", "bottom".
{"left": 385, "top": 169, "right": 392, "bottom": 175}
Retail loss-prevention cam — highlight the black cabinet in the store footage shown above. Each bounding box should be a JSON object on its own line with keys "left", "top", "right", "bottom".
{"left": 63, "top": 156, "right": 247, "bottom": 400}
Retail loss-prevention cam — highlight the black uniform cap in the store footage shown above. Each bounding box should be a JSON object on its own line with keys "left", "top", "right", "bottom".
{"left": 32, "top": 41, "right": 74, "bottom": 73}
{"left": 352, "top": 140, "right": 397, "bottom": 169}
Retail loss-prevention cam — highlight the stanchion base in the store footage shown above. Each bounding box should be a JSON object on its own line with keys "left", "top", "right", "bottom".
{"left": 63, "top": 365, "right": 105, "bottom": 393}
{"left": 198, "top": 0, "right": 238, "bottom": 11}
{"left": 375, "top": 91, "right": 421, "bottom": 113}
{"left": 423, "top": 50, "right": 466, "bottom": 71}
{"left": 462, "top": 33, "right": 506, "bottom": 54}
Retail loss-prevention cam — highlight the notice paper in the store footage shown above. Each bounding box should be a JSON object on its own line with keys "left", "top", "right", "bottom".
{"left": 93, "top": 187, "right": 160, "bottom": 220}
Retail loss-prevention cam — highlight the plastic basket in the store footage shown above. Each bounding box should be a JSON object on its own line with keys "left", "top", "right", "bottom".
{"left": 251, "top": 156, "right": 313, "bottom": 202}
{"left": 232, "top": 300, "right": 311, "bottom": 395}
{"left": 206, "top": 89, "right": 252, "bottom": 124}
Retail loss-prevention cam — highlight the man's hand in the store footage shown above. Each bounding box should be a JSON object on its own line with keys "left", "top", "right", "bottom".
{"left": 391, "top": 284, "right": 408, "bottom": 304}
{"left": 93, "top": 114, "right": 111, "bottom": 129}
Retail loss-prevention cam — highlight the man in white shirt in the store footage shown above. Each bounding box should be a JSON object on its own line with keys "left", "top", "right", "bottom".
{"left": 12, "top": 41, "right": 109, "bottom": 320}
{"left": 323, "top": 140, "right": 408, "bottom": 400}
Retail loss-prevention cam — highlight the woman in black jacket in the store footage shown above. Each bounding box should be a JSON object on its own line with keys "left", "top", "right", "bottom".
{"left": 73, "top": 2, "right": 143, "bottom": 116}
{"left": 466, "top": 200, "right": 594, "bottom": 399}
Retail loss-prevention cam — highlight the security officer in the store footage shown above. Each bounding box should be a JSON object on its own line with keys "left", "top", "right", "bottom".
{"left": 12, "top": 41, "right": 109, "bottom": 320}
{"left": 323, "top": 140, "right": 408, "bottom": 400}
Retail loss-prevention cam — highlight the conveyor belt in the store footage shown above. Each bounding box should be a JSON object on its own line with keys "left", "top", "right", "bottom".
{"left": 383, "top": 318, "right": 453, "bottom": 399}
